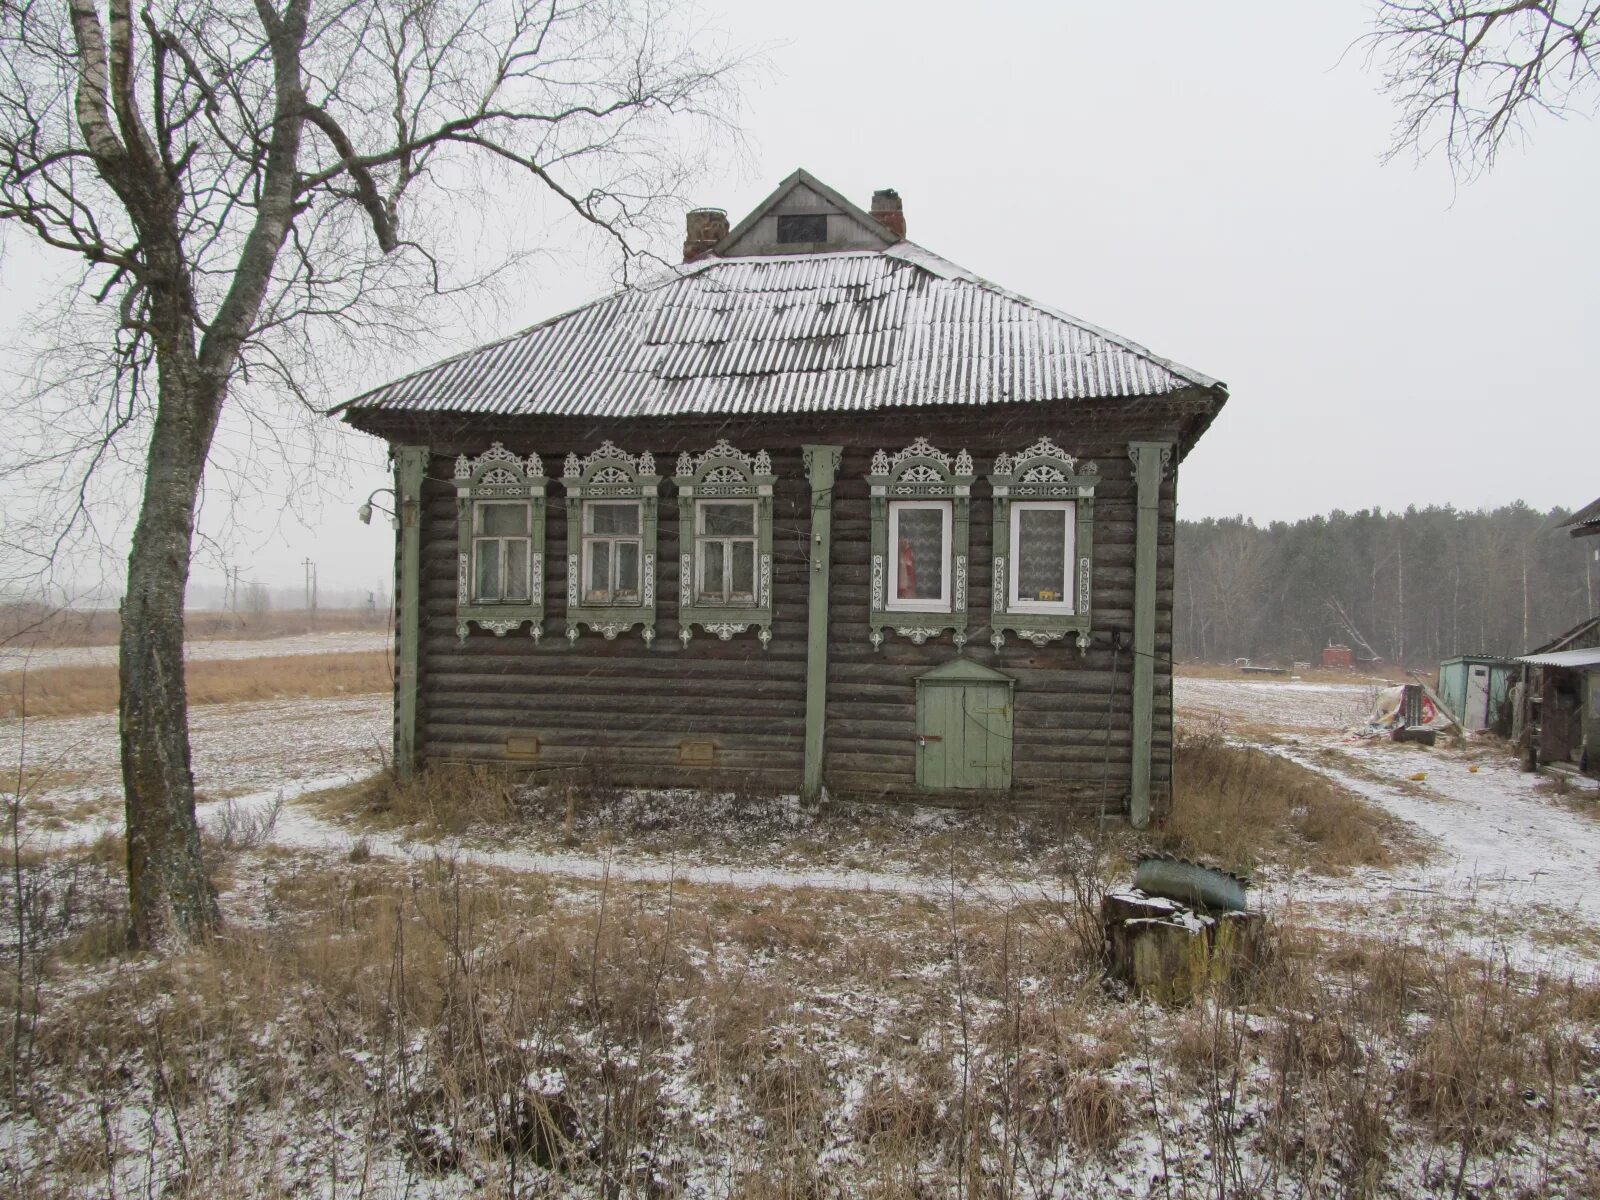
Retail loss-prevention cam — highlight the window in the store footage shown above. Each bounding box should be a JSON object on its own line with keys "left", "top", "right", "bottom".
{"left": 582, "top": 501, "right": 642, "bottom": 606}
{"left": 1008, "top": 501, "right": 1075, "bottom": 612}
{"left": 776, "top": 213, "right": 827, "bottom": 244}
{"left": 888, "top": 500, "right": 952, "bottom": 611}
{"left": 453, "top": 443, "right": 547, "bottom": 640}
{"left": 867, "top": 438, "right": 974, "bottom": 648}
{"left": 988, "top": 437, "right": 1098, "bottom": 651}
{"left": 696, "top": 500, "right": 758, "bottom": 606}
{"left": 473, "top": 501, "right": 532, "bottom": 603}
{"left": 562, "top": 443, "right": 660, "bottom": 643}
{"left": 673, "top": 440, "right": 776, "bottom": 646}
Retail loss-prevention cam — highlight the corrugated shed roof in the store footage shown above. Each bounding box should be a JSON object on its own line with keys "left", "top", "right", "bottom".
{"left": 336, "top": 243, "right": 1223, "bottom": 421}
{"left": 1560, "top": 497, "right": 1600, "bottom": 537}
{"left": 1516, "top": 647, "right": 1600, "bottom": 669}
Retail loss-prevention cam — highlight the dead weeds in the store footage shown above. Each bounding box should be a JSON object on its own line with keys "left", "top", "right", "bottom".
{"left": 2, "top": 840, "right": 1597, "bottom": 1198}
{"left": 0, "top": 650, "right": 391, "bottom": 719}
{"left": 1162, "top": 730, "right": 1424, "bottom": 876}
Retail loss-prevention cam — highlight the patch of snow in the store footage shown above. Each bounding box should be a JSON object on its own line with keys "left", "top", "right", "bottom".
{"left": 0, "top": 628, "right": 390, "bottom": 673}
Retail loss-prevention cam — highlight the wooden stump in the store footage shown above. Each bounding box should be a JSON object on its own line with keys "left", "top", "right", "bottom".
{"left": 1102, "top": 890, "right": 1265, "bottom": 1004}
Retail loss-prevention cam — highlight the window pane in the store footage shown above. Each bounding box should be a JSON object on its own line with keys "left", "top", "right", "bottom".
{"left": 701, "top": 501, "right": 755, "bottom": 537}
{"left": 589, "top": 502, "right": 639, "bottom": 535}
{"left": 615, "top": 541, "right": 641, "bottom": 602}
{"left": 480, "top": 502, "right": 527, "bottom": 537}
{"left": 730, "top": 542, "right": 756, "bottom": 603}
{"left": 585, "top": 543, "right": 611, "bottom": 603}
{"left": 1016, "top": 508, "right": 1068, "bottom": 602}
{"left": 474, "top": 539, "right": 500, "bottom": 601}
{"left": 504, "top": 539, "right": 530, "bottom": 602}
{"left": 699, "top": 540, "right": 726, "bottom": 602}
{"left": 776, "top": 213, "right": 827, "bottom": 243}
{"left": 895, "top": 506, "right": 945, "bottom": 602}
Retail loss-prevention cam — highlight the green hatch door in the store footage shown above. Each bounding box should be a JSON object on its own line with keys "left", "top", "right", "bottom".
{"left": 916, "top": 660, "right": 1015, "bottom": 791}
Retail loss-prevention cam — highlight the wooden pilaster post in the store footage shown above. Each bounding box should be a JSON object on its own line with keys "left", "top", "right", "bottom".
{"left": 801, "top": 445, "right": 843, "bottom": 803}
{"left": 394, "top": 445, "right": 429, "bottom": 781}
{"left": 1128, "top": 441, "right": 1170, "bottom": 828}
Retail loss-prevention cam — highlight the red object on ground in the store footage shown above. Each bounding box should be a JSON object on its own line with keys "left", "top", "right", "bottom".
{"left": 1321, "top": 644, "right": 1354, "bottom": 669}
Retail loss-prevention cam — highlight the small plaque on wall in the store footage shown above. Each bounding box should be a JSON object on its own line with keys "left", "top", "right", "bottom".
{"left": 505, "top": 734, "right": 541, "bottom": 760}
{"left": 678, "top": 739, "right": 717, "bottom": 766}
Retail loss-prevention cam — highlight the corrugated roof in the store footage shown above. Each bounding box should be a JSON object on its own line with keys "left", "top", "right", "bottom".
{"left": 336, "top": 243, "right": 1223, "bottom": 421}
{"left": 1516, "top": 647, "right": 1600, "bottom": 669}
{"left": 1560, "top": 497, "right": 1600, "bottom": 537}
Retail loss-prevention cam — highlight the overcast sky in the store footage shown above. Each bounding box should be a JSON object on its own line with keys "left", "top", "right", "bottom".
{"left": 2, "top": 0, "right": 1595, "bottom": 600}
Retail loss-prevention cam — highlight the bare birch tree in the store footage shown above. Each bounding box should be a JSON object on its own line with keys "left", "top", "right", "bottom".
{"left": 0, "top": 0, "right": 741, "bottom": 946}
{"left": 1364, "top": 1, "right": 1600, "bottom": 176}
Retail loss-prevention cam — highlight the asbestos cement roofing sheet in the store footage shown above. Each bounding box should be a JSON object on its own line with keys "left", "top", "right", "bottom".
{"left": 336, "top": 243, "right": 1223, "bottom": 420}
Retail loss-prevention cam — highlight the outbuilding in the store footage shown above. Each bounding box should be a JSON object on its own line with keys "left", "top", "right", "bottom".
{"left": 1436, "top": 655, "right": 1516, "bottom": 733}
{"left": 335, "top": 170, "right": 1229, "bottom": 825}
{"left": 1514, "top": 616, "right": 1600, "bottom": 778}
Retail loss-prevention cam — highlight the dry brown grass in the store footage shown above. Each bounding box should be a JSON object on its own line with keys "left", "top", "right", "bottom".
{"left": 0, "top": 649, "right": 391, "bottom": 718}
{"left": 322, "top": 764, "right": 1111, "bottom": 882}
{"left": 3, "top": 837, "right": 1598, "bottom": 1198}
{"left": 1162, "top": 731, "right": 1424, "bottom": 875}
{"left": 0, "top": 604, "right": 387, "bottom": 649}
{"left": 1535, "top": 773, "right": 1600, "bottom": 823}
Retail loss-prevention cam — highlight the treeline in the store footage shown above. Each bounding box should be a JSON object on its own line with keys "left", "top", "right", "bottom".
{"left": 1175, "top": 503, "right": 1597, "bottom": 668}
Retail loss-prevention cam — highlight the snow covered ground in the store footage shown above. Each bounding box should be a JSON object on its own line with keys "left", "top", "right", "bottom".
{"left": 6, "top": 672, "right": 1598, "bottom": 971}
{"left": 6, "top": 674, "right": 1600, "bottom": 1198}
{"left": 1176, "top": 674, "right": 1600, "bottom": 975}
{"left": 0, "top": 628, "right": 391, "bottom": 673}
{"left": 2, "top": 693, "right": 389, "bottom": 833}
{"left": 1174, "top": 675, "right": 1378, "bottom": 731}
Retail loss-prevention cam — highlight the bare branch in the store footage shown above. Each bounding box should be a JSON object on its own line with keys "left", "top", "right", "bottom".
{"left": 1362, "top": 0, "right": 1600, "bottom": 177}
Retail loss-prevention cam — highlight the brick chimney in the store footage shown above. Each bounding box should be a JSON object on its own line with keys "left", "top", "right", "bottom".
{"left": 870, "top": 189, "right": 905, "bottom": 239}
{"left": 683, "top": 207, "right": 728, "bottom": 261}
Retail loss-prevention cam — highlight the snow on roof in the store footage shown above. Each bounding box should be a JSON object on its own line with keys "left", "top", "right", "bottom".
{"left": 1516, "top": 647, "right": 1600, "bottom": 669}
{"left": 336, "top": 243, "right": 1224, "bottom": 421}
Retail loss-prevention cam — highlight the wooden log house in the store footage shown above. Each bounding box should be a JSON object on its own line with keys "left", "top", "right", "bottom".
{"left": 335, "top": 170, "right": 1229, "bottom": 824}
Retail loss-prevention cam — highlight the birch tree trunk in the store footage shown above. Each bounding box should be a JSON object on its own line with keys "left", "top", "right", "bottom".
{"left": 119, "top": 359, "right": 224, "bottom": 942}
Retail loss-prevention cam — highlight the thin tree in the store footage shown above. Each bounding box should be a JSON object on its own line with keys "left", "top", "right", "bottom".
{"left": 1364, "top": 1, "right": 1600, "bottom": 177}
{"left": 0, "top": 0, "right": 741, "bottom": 946}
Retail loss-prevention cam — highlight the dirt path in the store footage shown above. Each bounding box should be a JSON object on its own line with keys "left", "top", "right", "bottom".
{"left": 1176, "top": 675, "right": 1600, "bottom": 973}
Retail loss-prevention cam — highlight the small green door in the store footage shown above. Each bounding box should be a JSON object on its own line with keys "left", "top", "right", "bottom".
{"left": 916, "top": 660, "right": 1014, "bottom": 791}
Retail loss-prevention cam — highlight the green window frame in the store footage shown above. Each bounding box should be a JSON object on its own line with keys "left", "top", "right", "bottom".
{"left": 453, "top": 443, "right": 547, "bottom": 640}
{"left": 867, "top": 437, "right": 975, "bottom": 649}
{"left": 562, "top": 442, "right": 659, "bottom": 643}
{"left": 673, "top": 440, "right": 776, "bottom": 646}
{"left": 988, "top": 437, "right": 1098, "bottom": 651}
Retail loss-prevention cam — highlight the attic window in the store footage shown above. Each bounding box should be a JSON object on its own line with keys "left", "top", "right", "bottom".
{"left": 776, "top": 213, "right": 827, "bottom": 244}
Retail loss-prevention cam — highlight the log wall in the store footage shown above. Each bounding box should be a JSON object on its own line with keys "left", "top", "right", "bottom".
{"left": 382, "top": 398, "right": 1197, "bottom": 815}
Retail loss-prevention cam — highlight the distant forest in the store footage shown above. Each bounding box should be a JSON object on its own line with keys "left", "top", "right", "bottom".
{"left": 1174, "top": 504, "right": 1597, "bottom": 668}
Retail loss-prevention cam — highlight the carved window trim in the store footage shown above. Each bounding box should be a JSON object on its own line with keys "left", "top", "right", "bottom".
{"left": 988, "top": 437, "right": 1098, "bottom": 652}
{"left": 672, "top": 439, "right": 775, "bottom": 647}
{"left": 563, "top": 442, "right": 659, "bottom": 644}
{"left": 867, "top": 437, "right": 974, "bottom": 649}
{"left": 454, "top": 443, "right": 547, "bottom": 641}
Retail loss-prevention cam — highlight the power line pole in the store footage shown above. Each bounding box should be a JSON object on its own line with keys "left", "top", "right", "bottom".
{"left": 303, "top": 557, "right": 318, "bottom": 613}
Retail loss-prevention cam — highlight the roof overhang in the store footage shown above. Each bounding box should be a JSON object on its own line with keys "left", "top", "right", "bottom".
{"left": 1515, "top": 647, "right": 1600, "bottom": 669}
